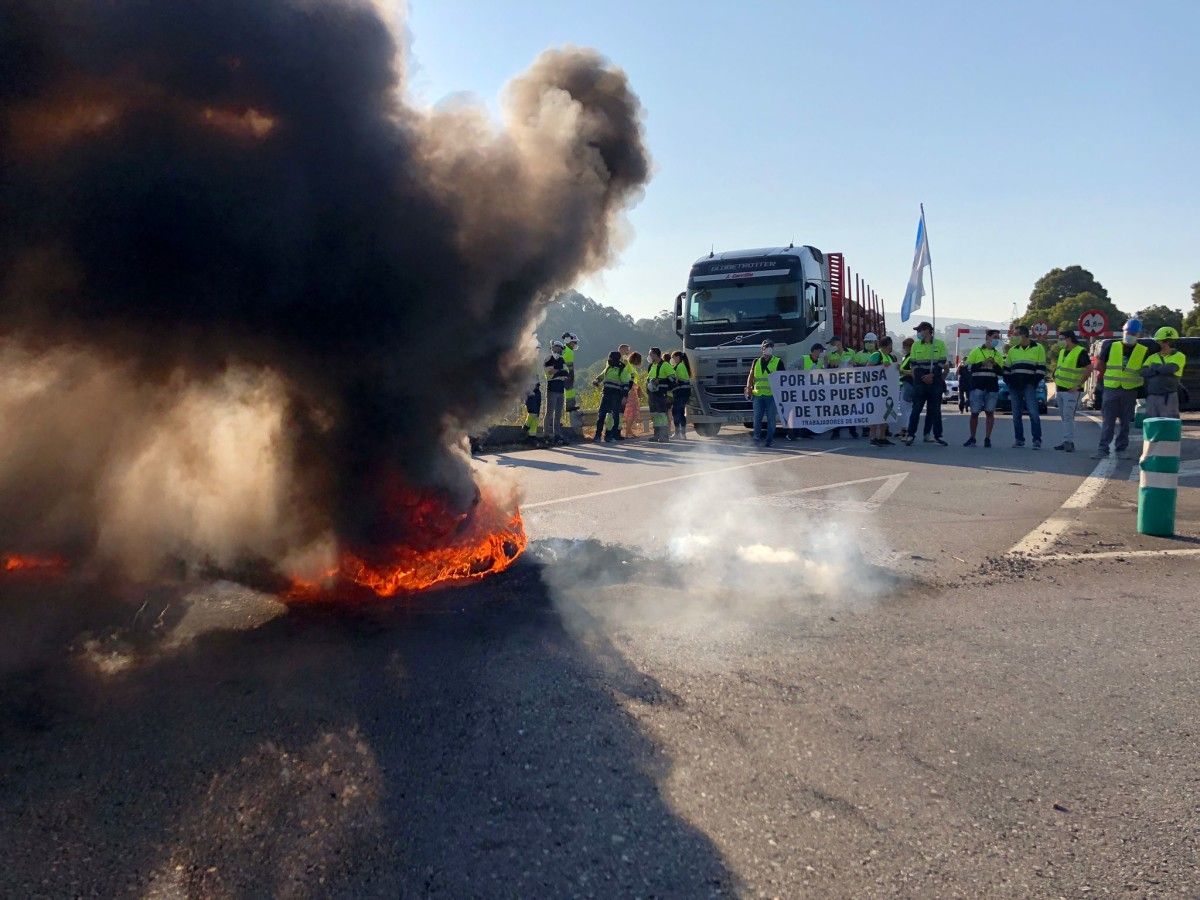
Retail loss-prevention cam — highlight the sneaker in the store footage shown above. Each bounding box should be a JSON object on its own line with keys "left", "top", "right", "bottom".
{"left": 1013, "top": 440, "right": 1025, "bottom": 448}
{"left": 924, "top": 435, "right": 935, "bottom": 443}
{"left": 904, "top": 436, "right": 915, "bottom": 447}
{"left": 1032, "top": 440, "right": 1042, "bottom": 449}
{"left": 934, "top": 437, "right": 948, "bottom": 446}
{"left": 1053, "top": 442, "right": 1067, "bottom": 450}
{"left": 984, "top": 438, "right": 992, "bottom": 448}
{"left": 1090, "top": 450, "right": 1108, "bottom": 459}
{"left": 764, "top": 440, "right": 774, "bottom": 448}
{"left": 963, "top": 437, "right": 977, "bottom": 447}
{"left": 870, "top": 438, "right": 884, "bottom": 447}
{"left": 1063, "top": 442, "right": 1074, "bottom": 453}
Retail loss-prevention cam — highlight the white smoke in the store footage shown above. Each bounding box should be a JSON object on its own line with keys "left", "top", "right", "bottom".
{"left": 531, "top": 451, "right": 899, "bottom": 652}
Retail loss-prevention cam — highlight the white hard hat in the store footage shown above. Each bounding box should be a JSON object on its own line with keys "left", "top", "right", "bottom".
{"left": 864, "top": 332, "right": 878, "bottom": 342}
{"left": 562, "top": 331, "right": 579, "bottom": 343}
{"left": 550, "top": 339, "right": 564, "bottom": 350}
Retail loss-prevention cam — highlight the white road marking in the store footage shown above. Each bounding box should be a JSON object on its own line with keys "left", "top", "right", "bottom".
{"left": 1033, "top": 547, "right": 1200, "bottom": 562}
{"left": 1007, "top": 454, "right": 1117, "bottom": 556}
{"left": 750, "top": 472, "right": 909, "bottom": 511}
{"left": 1129, "top": 457, "right": 1200, "bottom": 482}
{"left": 521, "top": 446, "right": 845, "bottom": 509}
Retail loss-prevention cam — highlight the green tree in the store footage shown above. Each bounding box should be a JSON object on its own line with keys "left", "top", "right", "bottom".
{"left": 1135, "top": 304, "right": 1183, "bottom": 335}
{"left": 1025, "top": 266, "right": 1111, "bottom": 312}
{"left": 1184, "top": 280, "right": 1200, "bottom": 334}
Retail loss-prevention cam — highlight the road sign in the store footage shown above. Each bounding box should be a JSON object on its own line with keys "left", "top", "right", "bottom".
{"left": 1031, "top": 320, "right": 1050, "bottom": 338}
{"left": 1078, "top": 309, "right": 1109, "bottom": 337}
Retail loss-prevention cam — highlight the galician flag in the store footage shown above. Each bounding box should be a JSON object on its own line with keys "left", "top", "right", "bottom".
{"left": 900, "top": 208, "right": 931, "bottom": 322}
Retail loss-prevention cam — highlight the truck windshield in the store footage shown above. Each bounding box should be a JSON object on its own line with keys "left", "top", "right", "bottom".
{"left": 688, "top": 281, "right": 800, "bottom": 325}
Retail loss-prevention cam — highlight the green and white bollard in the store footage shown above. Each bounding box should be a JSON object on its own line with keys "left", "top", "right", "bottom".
{"left": 1137, "top": 417, "right": 1181, "bottom": 536}
{"left": 1134, "top": 397, "right": 1147, "bottom": 429}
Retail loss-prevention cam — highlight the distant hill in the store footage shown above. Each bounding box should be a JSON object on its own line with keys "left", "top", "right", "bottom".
{"left": 538, "top": 290, "right": 679, "bottom": 369}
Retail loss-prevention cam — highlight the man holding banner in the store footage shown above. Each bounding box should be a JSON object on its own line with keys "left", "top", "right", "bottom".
{"left": 744, "top": 339, "right": 784, "bottom": 447}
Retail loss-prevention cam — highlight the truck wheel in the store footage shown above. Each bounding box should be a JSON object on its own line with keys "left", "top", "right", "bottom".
{"left": 694, "top": 423, "right": 722, "bottom": 438}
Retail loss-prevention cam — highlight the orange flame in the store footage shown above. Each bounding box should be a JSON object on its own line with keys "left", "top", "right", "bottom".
{"left": 288, "top": 489, "right": 527, "bottom": 601}
{"left": 2, "top": 554, "right": 68, "bottom": 574}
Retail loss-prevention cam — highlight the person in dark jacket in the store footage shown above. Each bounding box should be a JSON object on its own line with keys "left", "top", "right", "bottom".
{"left": 1003, "top": 324, "right": 1048, "bottom": 448}
{"left": 543, "top": 339, "right": 570, "bottom": 444}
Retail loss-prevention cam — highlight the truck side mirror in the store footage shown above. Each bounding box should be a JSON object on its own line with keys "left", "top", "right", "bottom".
{"left": 674, "top": 291, "right": 685, "bottom": 337}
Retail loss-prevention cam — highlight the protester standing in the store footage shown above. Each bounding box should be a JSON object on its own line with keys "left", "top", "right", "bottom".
{"left": 542, "top": 339, "right": 569, "bottom": 444}
{"left": 956, "top": 357, "right": 971, "bottom": 413}
{"left": 868, "top": 336, "right": 896, "bottom": 446}
{"left": 1094, "top": 319, "right": 1148, "bottom": 459}
{"left": 897, "top": 337, "right": 914, "bottom": 442}
{"left": 744, "top": 340, "right": 784, "bottom": 447}
{"left": 622, "top": 351, "right": 644, "bottom": 436}
{"left": 963, "top": 329, "right": 1003, "bottom": 448}
{"left": 1143, "top": 327, "right": 1186, "bottom": 419}
{"left": 594, "top": 350, "right": 631, "bottom": 442}
{"left": 561, "top": 332, "right": 581, "bottom": 431}
{"left": 1004, "top": 325, "right": 1047, "bottom": 449}
{"left": 524, "top": 381, "right": 542, "bottom": 443}
{"left": 826, "top": 335, "right": 859, "bottom": 439}
{"left": 670, "top": 351, "right": 691, "bottom": 439}
{"left": 1051, "top": 330, "right": 1090, "bottom": 452}
{"left": 904, "top": 322, "right": 947, "bottom": 446}
{"left": 646, "top": 348, "right": 676, "bottom": 443}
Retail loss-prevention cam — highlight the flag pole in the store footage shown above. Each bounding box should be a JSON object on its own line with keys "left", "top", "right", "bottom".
{"left": 921, "top": 203, "right": 936, "bottom": 336}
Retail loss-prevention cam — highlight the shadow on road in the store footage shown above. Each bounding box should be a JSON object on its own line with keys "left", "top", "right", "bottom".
{"left": 0, "top": 565, "right": 734, "bottom": 897}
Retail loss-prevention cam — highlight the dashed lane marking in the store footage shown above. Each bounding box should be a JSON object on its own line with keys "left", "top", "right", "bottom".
{"left": 522, "top": 446, "right": 846, "bottom": 510}
{"left": 749, "top": 473, "right": 910, "bottom": 511}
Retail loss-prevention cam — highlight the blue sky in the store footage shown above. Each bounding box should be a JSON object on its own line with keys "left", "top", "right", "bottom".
{"left": 403, "top": 0, "right": 1198, "bottom": 326}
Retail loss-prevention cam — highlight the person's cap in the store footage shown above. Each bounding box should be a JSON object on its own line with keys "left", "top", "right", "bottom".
{"left": 1060, "top": 329, "right": 1078, "bottom": 342}
{"left": 1016, "top": 324, "right": 1031, "bottom": 337}
{"left": 985, "top": 329, "right": 1001, "bottom": 338}
{"left": 1123, "top": 319, "right": 1143, "bottom": 334}
{"left": 913, "top": 321, "right": 933, "bottom": 332}
{"left": 864, "top": 332, "right": 878, "bottom": 342}
{"left": 810, "top": 342, "right": 825, "bottom": 352}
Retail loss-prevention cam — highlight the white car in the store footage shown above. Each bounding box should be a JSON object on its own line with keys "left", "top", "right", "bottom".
{"left": 943, "top": 376, "right": 959, "bottom": 404}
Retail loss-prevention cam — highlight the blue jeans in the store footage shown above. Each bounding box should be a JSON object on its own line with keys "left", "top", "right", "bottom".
{"left": 1010, "top": 383, "right": 1041, "bottom": 442}
{"left": 752, "top": 395, "right": 777, "bottom": 444}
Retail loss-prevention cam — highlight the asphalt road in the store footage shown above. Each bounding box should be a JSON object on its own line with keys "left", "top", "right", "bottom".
{"left": 2, "top": 410, "right": 1198, "bottom": 897}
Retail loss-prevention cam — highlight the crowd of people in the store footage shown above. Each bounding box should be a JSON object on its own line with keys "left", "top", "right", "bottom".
{"left": 525, "top": 335, "right": 692, "bottom": 444}
{"left": 523, "top": 318, "right": 1187, "bottom": 454}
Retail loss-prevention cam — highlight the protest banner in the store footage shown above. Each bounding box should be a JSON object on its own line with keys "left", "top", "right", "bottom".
{"left": 768, "top": 365, "right": 899, "bottom": 433}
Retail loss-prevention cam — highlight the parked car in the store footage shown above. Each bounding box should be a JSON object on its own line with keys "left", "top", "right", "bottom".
{"left": 943, "top": 375, "right": 959, "bottom": 404}
{"left": 996, "top": 377, "right": 1048, "bottom": 414}
{"left": 1083, "top": 336, "right": 1199, "bottom": 411}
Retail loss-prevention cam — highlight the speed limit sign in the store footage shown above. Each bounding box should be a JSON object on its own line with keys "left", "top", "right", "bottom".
{"left": 1031, "top": 320, "right": 1050, "bottom": 338}
{"left": 1078, "top": 309, "right": 1108, "bottom": 337}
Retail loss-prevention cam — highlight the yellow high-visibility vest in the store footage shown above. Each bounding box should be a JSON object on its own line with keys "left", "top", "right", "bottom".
{"left": 1102, "top": 342, "right": 1148, "bottom": 390}
{"left": 1053, "top": 345, "right": 1087, "bottom": 390}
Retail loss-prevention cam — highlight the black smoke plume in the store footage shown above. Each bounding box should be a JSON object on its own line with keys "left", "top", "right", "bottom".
{"left": 0, "top": 0, "right": 649, "bottom": 577}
